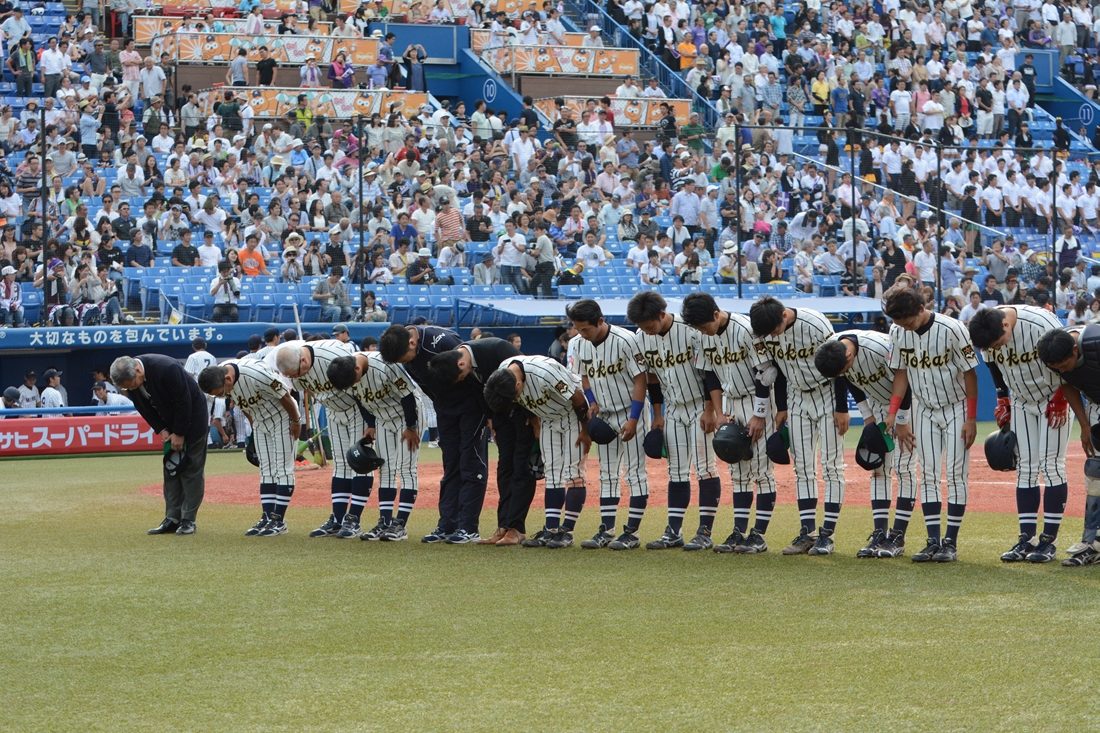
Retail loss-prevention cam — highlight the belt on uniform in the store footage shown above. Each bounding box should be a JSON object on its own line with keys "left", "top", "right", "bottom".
{"left": 801, "top": 381, "right": 829, "bottom": 393}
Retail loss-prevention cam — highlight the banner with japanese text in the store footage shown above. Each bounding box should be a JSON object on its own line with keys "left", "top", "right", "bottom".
{"left": 469, "top": 29, "right": 585, "bottom": 52}
{"left": 534, "top": 96, "right": 693, "bottom": 127}
{"left": 480, "top": 45, "right": 639, "bottom": 76}
{"left": 196, "top": 87, "right": 429, "bottom": 119}
{"left": 162, "top": 0, "right": 298, "bottom": 12}
{"left": 0, "top": 415, "right": 158, "bottom": 457}
{"left": 135, "top": 17, "right": 333, "bottom": 45}
{"left": 156, "top": 32, "right": 378, "bottom": 66}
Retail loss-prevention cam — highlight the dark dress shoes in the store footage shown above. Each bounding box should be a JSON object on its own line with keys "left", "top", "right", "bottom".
{"left": 147, "top": 518, "right": 181, "bottom": 535}
{"left": 175, "top": 520, "right": 196, "bottom": 535}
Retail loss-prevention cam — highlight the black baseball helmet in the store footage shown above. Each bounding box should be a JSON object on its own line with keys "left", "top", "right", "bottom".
{"left": 855, "top": 422, "right": 889, "bottom": 470}
{"left": 345, "top": 438, "right": 385, "bottom": 474}
{"left": 712, "top": 421, "right": 753, "bottom": 463}
{"left": 765, "top": 427, "right": 790, "bottom": 465}
{"left": 1086, "top": 457, "right": 1100, "bottom": 480}
{"left": 587, "top": 416, "right": 618, "bottom": 445}
{"left": 163, "top": 443, "right": 189, "bottom": 478}
{"left": 244, "top": 434, "right": 260, "bottom": 467}
{"left": 984, "top": 427, "right": 1018, "bottom": 472}
{"left": 643, "top": 428, "right": 666, "bottom": 459}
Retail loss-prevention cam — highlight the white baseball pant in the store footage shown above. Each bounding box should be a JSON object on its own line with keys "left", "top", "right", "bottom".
{"left": 787, "top": 385, "right": 844, "bottom": 503}
{"left": 254, "top": 411, "right": 295, "bottom": 486}
{"left": 723, "top": 393, "right": 776, "bottom": 494}
{"left": 867, "top": 398, "right": 917, "bottom": 502}
{"left": 665, "top": 404, "right": 718, "bottom": 483}
{"left": 1011, "top": 402, "right": 1069, "bottom": 489}
{"left": 539, "top": 414, "right": 585, "bottom": 490}
{"left": 595, "top": 408, "right": 648, "bottom": 499}
{"left": 375, "top": 409, "right": 425, "bottom": 491}
{"left": 328, "top": 407, "right": 367, "bottom": 480}
{"left": 913, "top": 401, "right": 969, "bottom": 504}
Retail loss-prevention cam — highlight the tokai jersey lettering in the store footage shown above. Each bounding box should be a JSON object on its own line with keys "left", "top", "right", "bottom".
{"left": 643, "top": 348, "right": 695, "bottom": 369}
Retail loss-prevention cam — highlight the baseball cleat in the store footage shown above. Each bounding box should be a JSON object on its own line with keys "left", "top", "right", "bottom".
{"left": 683, "top": 526, "right": 713, "bottom": 551}
{"left": 360, "top": 519, "right": 390, "bottom": 541}
{"left": 245, "top": 514, "right": 270, "bottom": 537}
{"left": 580, "top": 525, "right": 615, "bottom": 549}
{"left": 932, "top": 537, "right": 958, "bottom": 563}
{"left": 714, "top": 529, "right": 745, "bottom": 554}
{"left": 857, "top": 529, "right": 886, "bottom": 558}
{"left": 380, "top": 520, "right": 408, "bottom": 541}
{"left": 782, "top": 527, "right": 816, "bottom": 555}
{"left": 735, "top": 528, "right": 768, "bottom": 554}
{"left": 522, "top": 528, "right": 550, "bottom": 547}
{"left": 175, "top": 520, "right": 196, "bottom": 535}
{"left": 1061, "top": 541, "right": 1100, "bottom": 566}
{"left": 421, "top": 526, "right": 448, "bottom": 544}
{"left": 807, "top": 527, "right": 835, "bottom": 556}
{"left": 444, "top": 529, "right": 480, "bottom": 544}
{"left": 335, "top": 515, "right": 362, "bottom": 539}
{"left": 608, "top": 528, "right": 641, "bottom": 550}
{"left": 1000, "top": 534, "right": 1034, "bottom": 562}
{"left": 258, "top": 516, "right": 287, "bottom": 536}
{"left": 308, "top": 514, "right": 341, "bottom": 538}
{"left": 1025, "top": 534, "right": 1057, "bottom": 563}
{"left": 645, "top": 525, "right": 685, "bottom": 549}
{"left": 911, "top": 537, "right": 942, "bottom": 563}
{"left": 546, "top": 528, "right": 574, "bottom": 549}
{"left": 875, "top": 530, "right": 906, "bottom": 558}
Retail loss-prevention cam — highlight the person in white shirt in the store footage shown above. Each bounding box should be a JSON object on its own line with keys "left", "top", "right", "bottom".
{"left": 958, "top": 291, "right": 986, "bottom": 324}
{"left": 639, "top": 250, "right": 664, "bottom": 284}
{"left": 640, "top": 78, "right": 666, "bottom": 98}
{"left": 196, "top": 231, "right": 223, "bottom": 267}
{"left": 575, "top": 231, "right": 609, "bottom": 269}
{"left": 912, "top": 240, "right": 938, "bottom": 284}
{"left": 184, "top": 338, "right": 218, "bottom": 381}
{"left": 494, "top": 219, "right": 528, "bottom": 293}
{"left": 625, "top": 240, "right": 649, "bottom": 269}
{"left": 93, "top": 381, "right": 134, "bottom": 415}
{"left": 39, "top": 369, "right": 66, "bottom": 411}
{"left": 615, "top": 76, "right": 641, "bottom": 98}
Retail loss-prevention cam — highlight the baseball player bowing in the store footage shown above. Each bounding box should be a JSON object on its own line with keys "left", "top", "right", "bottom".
{"left": 483, "top": 355, "right": 592, "bottom": 549}
{"left": 565, "top": 299, "right": 651, "bottom": 551}
{"left": 1037, "top": 324, "right": 1100, "bottom": 566}
{"left": 327, "top": 351, "right": 424, "bottom": 542}
{"left": 882, "top": 284, "right": 979, "bottom": 563}
{"left": 273, "top": 339, "right": 372, "bottom": 539}
{"left": 198, "top": 359, "right": 302, "bottom": 536}
{"left": 814, "top": 329, "right": 918, "bottom": 558}
{"left": 627, "top": 291, "right": 724, "bottom": 551}
{"left": 681, "top": 292, "right": 777, "bottom": 554}
{"left": 749, "top": 296, "right": 845, "bottom": 556}
{"left": 969, "top": 305, "right": 1085, "bottom": 563}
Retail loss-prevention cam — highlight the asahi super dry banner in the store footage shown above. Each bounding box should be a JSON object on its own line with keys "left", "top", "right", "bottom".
{"left": 197, "top": 87, "right": 429, "bottom": 119}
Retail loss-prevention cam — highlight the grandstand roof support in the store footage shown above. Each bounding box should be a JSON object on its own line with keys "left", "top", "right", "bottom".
{"left": 733, "top": 125, "right": 742, "bottom": 300}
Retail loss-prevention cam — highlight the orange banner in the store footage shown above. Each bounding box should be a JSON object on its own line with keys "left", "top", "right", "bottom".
{"left": 481, "top": 45, "right": 639, "bottom": 76}
{"left": 469, "top": 28, "right": 586, "bottom": 52}
{"left": 338, "top": 0, "right": 413, "bottom": 15}
{"left": 198, "top": 87, "right": 429, "bottom": 119}
{"left": 0, "top": 415, "right": 158, "bottom": 457}
{"left": 156, "top": 32, "right": 378, "bottom": 66}
{"left": 534, "top": 96, "right": 693, "bottom": 127}
{"left": 135, "top": 16, "right": 332, "bottom": 45}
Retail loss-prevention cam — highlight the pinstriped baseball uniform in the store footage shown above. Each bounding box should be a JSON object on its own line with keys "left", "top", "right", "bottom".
{"left": 634, "top": 315, "right": 718, "bottom": 483}
{"left": 573, "top": 324, "right": 648, "bottom": 499}
{"left": 980, "top": 306, "right": 1069, "bottom": 489}
{"left": 276, "top": 339, "right": 363, "bottom": 480}
{"left": 757, "top": 307, "right": 843, "bottom": 503}
{"left": 223, "top": 358, "right": 295, "bottom": 486}
{"left": 828, "top": 330, "right": 916, "bottom": 503}
{"left": 699, "top": 312, "right": 775, "bottom": 494}
{"left": 505, "top": 355, "right": 585, "bottom": 490}
{"left": 346, "top": 351, "right": 425, "bottom": 491}
{"left": 888, "top": 313, "right": 979, "bottom": 504}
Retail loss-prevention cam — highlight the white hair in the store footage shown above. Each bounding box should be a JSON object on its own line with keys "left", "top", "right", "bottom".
{"left": 274, "top": 344, "right": 304, "bottom": 376}
{"left": 109, "top": 356, "right": 139, "bottom": 385}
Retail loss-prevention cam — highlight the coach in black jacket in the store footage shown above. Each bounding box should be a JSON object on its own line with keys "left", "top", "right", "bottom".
{"left": 110, "top": 354, "right": 209, "bottom": 535}
{"left": 427, "top": 337, "right": 535, "bottom": 545}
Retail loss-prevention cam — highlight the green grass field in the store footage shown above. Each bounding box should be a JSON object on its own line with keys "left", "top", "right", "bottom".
{"left": 3, "top": 441, "right": 1100, "bottom": 732}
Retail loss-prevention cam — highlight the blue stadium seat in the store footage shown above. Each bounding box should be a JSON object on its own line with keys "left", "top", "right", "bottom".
{"left": 252, "top": 293, "right": 276, "bottom": 322}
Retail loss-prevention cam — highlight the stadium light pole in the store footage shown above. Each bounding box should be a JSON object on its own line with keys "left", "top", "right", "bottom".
{"left": 734, "top": 124, "right": 742, "bottom": 299}
{"left": 849, "top": 135, "right": 858, "bottom": 296}
{"left": 1051, "top": 166, "right": 1058, "bottom": 309}
{"left": 39, "top": 103, "right": 47, "bottom": 223}
{"left": 934, "top": 142, "right": 943, "bottom": 309}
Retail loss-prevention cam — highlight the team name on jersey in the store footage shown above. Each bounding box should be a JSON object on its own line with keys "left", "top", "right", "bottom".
{"left": 644, "top": 348, "right": 694, "bottom": 369}
{"left": 298, "top": 375, "right": 335, "bottom": 394}
{"left": 580, "top": 358, "right": 627, "bottom": 379}
{"left": 897, "top": 345, "right": 974, "bottom": 369}
{"left": 701, "top": 345, "right": 749, "bottom": 367}
{"left": 986, "top": 346, "right": 1039, "bottom": 367}
{"left": 519, "top": 382, "right": 569, "bottom": 411}
{"left": 849, "top": 365, "right": 890, "bottom": 387}
{"left": 236, "top": 382, "right": 281, "bottom": 409}
{"left": 762, "top": 341, "right": 817, "bottom": 361}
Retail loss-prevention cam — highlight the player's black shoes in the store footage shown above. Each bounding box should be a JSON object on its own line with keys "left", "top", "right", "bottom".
{"left": 245, "top": 514, "right": 269, "bottom": 537}
{"left": 336, "top": 515, "right": 362, "bottom": 539}
{"left": 645, "top": 525, "right": 684, "bottom": 549}
{"left": 782, "top": 527, "right": 815, "bottom": 555}
{"left": 807, "top": 527, "right": 835, "bottom": 556}
{"left": 309, "top": 514, "right": 341, "bottom": 538}
{"left": 857, "top": 529, "right": 886, "bottom": 558}
{"left": 911, "top": 537, "right": 941, "bottom": 563}
{"left": 380, "top": 519, "right": 408, "bottom": 541}
{"left": 1061, "top": 541, "right": 1100, "bottom": 566}
{"left": 608, "top": 527, "right": 640, "bottom": 550}
{"left": 1026, "top": 533, "right": 1057, "bottom": 563}
{"left": 360, "top": 519, "right": 389, "bottom": 541}
{"left": 421, "top": 526, "right": 447, "bottom": 543}
{"left": 932, "top": 537, "right": 957, "bottom": 563}
{"left": 546, "top": 528, "right": 574, "bottom": 549}
{"left": 1000, "top": 534, "right": 1034, "bottom": 562}
{"left": 522, "top": 528, "right": 549, "bottom": 547}
{"left": 714, "top": 529, "right": 744, "bottom": 554}
{"left": 580, "top": 525, "right": 614, "bottom": 549}
{"left": 444, "top": 529, "right": 480, "bottom": 544}
{"left": 875, "top": 530, "right": 905, "bottom": 558}
{"left": 683, "top": 526, "right": 713, "bottom": 551}
{"left": 258, "top": 515, "right": 286, "bottom": 536}
{"left": 735, "top": 528, "right": 768, "bottom": 554}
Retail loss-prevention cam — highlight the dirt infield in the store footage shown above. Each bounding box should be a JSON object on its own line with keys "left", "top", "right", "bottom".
{"left": 141, "top": 446, "right": 1093, "bottom": 516}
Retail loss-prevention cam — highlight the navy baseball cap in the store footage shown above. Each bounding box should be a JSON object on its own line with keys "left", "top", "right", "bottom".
{"left": 3, "top": 386, "right": 19, "bottom": 402}
{"left": 263, "top": 327, "right": 280, "bottom": 342}
{"left": 247, "top": 335, "right": 262, "bottom": 350}
{"left": 93, "top": 380, "right": 108, "bottom": 390}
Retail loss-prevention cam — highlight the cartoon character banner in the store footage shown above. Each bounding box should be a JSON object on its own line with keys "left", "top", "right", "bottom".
{"left": 481, "top": 45, "right": 639, "bottom": 76}
{"left": 197, "top": 87, "right": 429, "bottom": 119}
{"left": 338, "top": 0, "right": 414, "bottom": 15}
{"left": 199, "top": 0, "right": 298, "bottom": 9}
{"left": 534, "top": 96, "right": 692, "bottom": 127}
{"left": 135, "top": 16, "right": 332, "bottom": 45}
{"left": 469, "top": 28, "right": 586, "bottom": 52}
{"left": 156, "top": 32, "right": 378, "bottom": 66}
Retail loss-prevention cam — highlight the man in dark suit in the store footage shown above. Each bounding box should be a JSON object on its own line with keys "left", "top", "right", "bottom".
{"left": 110, "top": 354, "right": 209, "bottom": 535}
{"left": 427, "top": 336, "right": 534, "bottom": 546}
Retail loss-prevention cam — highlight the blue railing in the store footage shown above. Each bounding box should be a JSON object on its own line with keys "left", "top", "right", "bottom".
{"left": 2, "top": 405, "right": 138, "bottom": 417}
{"left": 559, "top": 0, "right": 720, "bottom": 131}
